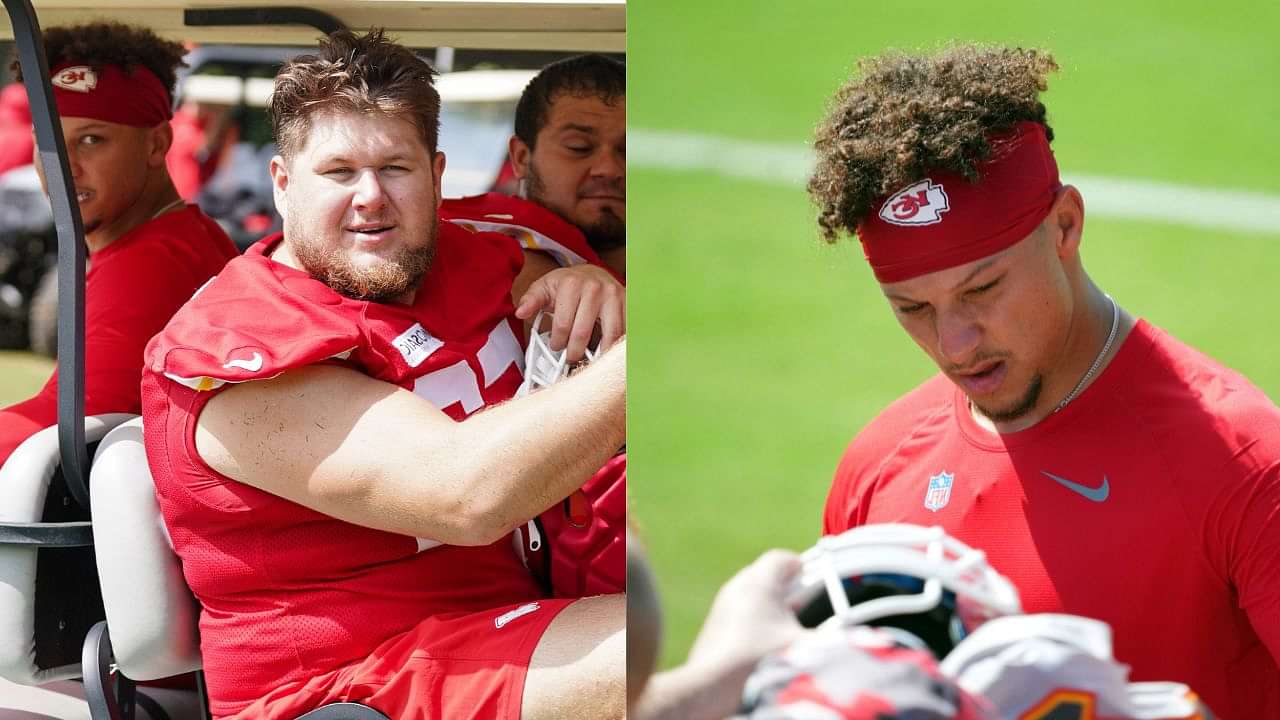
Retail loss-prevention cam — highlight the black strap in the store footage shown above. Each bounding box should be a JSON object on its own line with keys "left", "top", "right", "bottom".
{"left": 134, "top": 691, "right": 171, "bottom": 720}
{"left": 183, "top": 7, "right": 346, "bottom": 36}
{"left": 0, "top": 521, "right": 93, "bottom": 547}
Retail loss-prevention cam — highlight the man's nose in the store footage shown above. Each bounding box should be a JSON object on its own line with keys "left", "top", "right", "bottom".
{"left": 936, "top": 308, "right": 982, "bottom": 366}
{"left": 589, "top": 146, "right": 624, "bottom": 181}
{"left": 63, "top": 145, "right": 82, "bottom": 180}
{"left": 352, "top": 169, "right": 387, "bottom": 211}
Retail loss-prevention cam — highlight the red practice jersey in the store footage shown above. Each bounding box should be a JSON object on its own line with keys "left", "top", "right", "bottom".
{"left": 823, "top": 320, "right": 1280, "bottom": 719}
{"left": 442, "top": 192, "right": 622, "bottom": 283}
{"left": 142, "top": 224, "right": 547, "bottom": 718}
{"left": 0, "top": 205, "right": 236, "bottom": 466}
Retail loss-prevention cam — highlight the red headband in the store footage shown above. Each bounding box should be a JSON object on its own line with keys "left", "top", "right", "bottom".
{"left": 857, "top": 122, "right": 1060, "bottom": 283}
{"left": 50, "top": 62, "right": 172, "bottom": 128}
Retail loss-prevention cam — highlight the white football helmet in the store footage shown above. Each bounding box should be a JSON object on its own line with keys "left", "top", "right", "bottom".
{"left": 515, "top": 311, "right": 599, "bottom": 397}
{"left": 941, "top": 614, "right": 1215, "bottom": 720}
{"left": 788, "top": 524, "right": 1022, "bottom": 658}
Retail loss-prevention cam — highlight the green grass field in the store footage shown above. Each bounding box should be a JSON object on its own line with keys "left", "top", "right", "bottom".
{"left": 0, "top": 351, "right": 52, "bottom": 405}
{"left": 629, "top": 2, "right": 1280, "bottom": 668}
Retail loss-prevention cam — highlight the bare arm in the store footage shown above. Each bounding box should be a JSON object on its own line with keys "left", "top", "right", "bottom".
{"left": 195, "top": 339, "right": 625, "bottom": 547}
{"left": 633, "top": 550, "right": 805, "bottom": 720}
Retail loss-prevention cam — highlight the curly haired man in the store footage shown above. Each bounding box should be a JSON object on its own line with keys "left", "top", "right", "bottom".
{"left": 0, "top": 21, "right": 237, "bottom": 468}
{"left": 812, "top": 45, "right": 1280, "bottom": 719}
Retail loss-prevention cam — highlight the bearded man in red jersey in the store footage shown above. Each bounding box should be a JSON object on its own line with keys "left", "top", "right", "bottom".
{"left": 142, "top": 30, "right": 624, "bottom": 720}
{"left": 810, "top": 45, "right": 1280, "bottom": 720}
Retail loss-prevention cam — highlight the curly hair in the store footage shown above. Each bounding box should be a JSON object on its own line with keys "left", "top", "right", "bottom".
{"left": 514, "top": 54, "right": 625, "bottom": 148}
{"left": 807, "top": 45, "right": 1058, "bottom": 243}
{"left": 270, "top": 28, "right": 440, "bottom": 159}
{"left": 9, "top": 20, "right": 186, "bottom": 100}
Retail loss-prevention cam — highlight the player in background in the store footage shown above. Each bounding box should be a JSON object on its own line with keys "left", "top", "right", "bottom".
{"left": 444, "top": 53, "right": 627, "bottom": 599}
{"left": 442, "top": 52, "right": 625, "bottom": 324}
{"left": 810, "top": 45, "right": 1280, "bottom": 719}
{"left": 142, "top": 29, "right": 624, "bottom": 720}
{"left": 0, "top": 21, "right": 237, "bottom": 468}
{"left": 0, "top": 82, "right": 32, "bottom": 175}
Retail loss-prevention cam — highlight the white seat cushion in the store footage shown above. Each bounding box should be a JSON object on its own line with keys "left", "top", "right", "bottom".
{"left": 0, "top": 414, "right": 135, "bottom": 685}
{"left": 90, "top": 417, "right": 201, "bottom": 681}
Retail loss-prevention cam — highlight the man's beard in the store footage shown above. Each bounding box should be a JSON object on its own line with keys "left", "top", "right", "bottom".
{"left": 526, "top": 163, "right": 625, "bottom": 253}
{"left": 970, "top": 373, "right": 1043, "bottom": 423}
{"left": 293, "top": 215, "right": 438, "bottom": 303}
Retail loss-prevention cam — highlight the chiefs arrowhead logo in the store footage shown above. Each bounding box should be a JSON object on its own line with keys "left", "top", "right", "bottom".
{"left": 52, "top": 66, "right": 98, "bottom": 93}
{"left": 879, "top": 179, "right": 949, "bottom": 226}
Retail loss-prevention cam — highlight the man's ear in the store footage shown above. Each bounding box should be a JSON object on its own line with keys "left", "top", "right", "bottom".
{"left": 431, "top": 151, "right": 447, "bottom": 210}
{"left": 269, "top": 154, "right": 289, "bottom": 221}
{"left": 509, "top": 134, "right": 531, "bottom": 179}
{"left": 1051, "top": 184, "right": 1085, "bottom": 259}
{"left": 148, "top": 123, "right": 174, "bottom": 167}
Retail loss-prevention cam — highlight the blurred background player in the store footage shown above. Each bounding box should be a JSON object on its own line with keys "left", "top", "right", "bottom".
{"left": 0, "top": 21, "right": 237, "bottom": 468}
{"left": 0, "top": 82, "right": 32, "bottom": 176}
{"left": 810, "top": 45, "right": 1280, "bottom": 719}
{"left": 167, "top": 88, "right": 238, "bottom": 202}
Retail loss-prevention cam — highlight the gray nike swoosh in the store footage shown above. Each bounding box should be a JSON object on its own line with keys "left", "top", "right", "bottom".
{"left": 1041, "top": 471, "right": 1110, "bottom": 502}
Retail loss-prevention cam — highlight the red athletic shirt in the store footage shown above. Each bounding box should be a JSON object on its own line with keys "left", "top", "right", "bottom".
{"left": 141, "top": 223, "right": 546, "bottom": 717}
{"left": 442, "top": 193, "right": 623, "bottom": 283}
{"left": 0, "top": 205, "right": 236, "bottom": 467}
{"left": 823, "top": 320, "right": 1280, "bottom": 720}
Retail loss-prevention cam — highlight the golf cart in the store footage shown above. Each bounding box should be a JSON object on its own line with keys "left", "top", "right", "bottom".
{"left": 5, "top": 13, "right": 588, "bottom": 356}
{"left": 0, "top": 2, "right": 623, "bottom": 717}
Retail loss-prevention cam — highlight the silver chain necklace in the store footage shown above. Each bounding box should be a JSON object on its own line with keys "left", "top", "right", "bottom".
{"left": 1054, "top": 294, "right": 1119, "bottom": 413}
{"left": 150, "top": 198, "right": 185, "bottom": 220}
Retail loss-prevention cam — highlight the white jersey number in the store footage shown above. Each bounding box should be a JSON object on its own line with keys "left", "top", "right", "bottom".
{"left": 411, "top": 321, "right": 523, "bottom": 416}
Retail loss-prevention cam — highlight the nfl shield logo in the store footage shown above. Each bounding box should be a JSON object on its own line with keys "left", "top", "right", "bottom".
{"left": 924, "top": 472, "right": 954, "bottom": 512}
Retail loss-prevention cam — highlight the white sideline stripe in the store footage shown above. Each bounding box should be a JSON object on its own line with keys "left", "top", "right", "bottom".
{"left": 629, "top": 129, "right": 1280, "bottom": 235}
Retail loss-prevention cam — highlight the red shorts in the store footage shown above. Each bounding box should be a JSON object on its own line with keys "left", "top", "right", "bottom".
{"left": 228, "top": 599, "right": 575, "bottom": 720}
